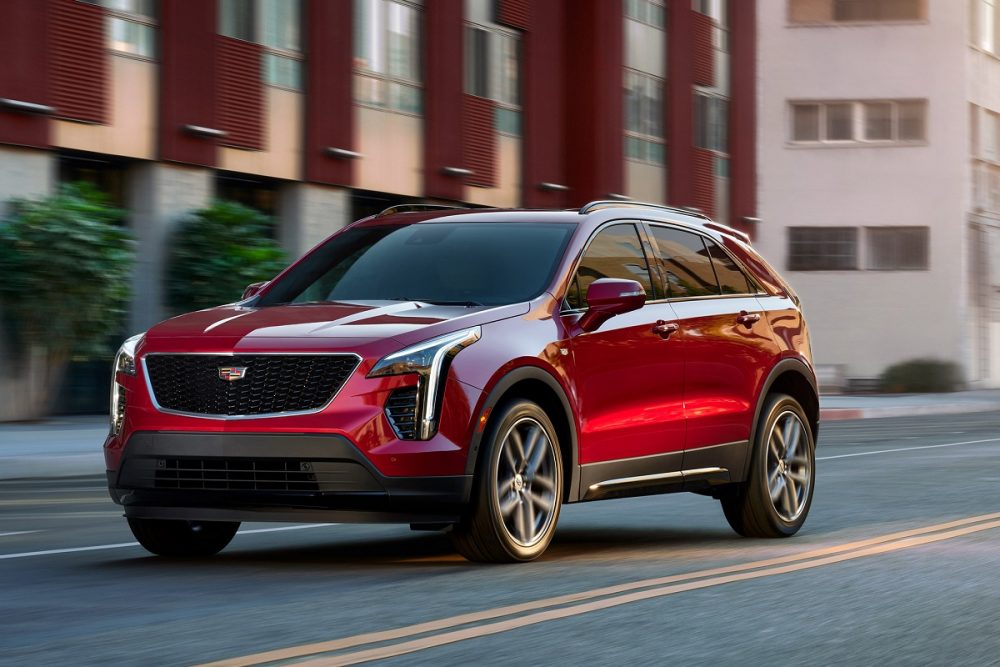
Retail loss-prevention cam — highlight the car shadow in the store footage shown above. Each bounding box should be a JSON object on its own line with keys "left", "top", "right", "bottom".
{"left": 87, "top": 523, "right": 738, "bottom": 571}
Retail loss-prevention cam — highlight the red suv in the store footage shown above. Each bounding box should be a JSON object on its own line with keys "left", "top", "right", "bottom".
{"left": 106, "top": 201, "right": 818, "bottom": 562}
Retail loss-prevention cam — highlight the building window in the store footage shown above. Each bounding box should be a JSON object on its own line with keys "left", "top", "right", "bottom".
{"left": 354, "top": 0, "right": 423, "bottom": 115}
{"left": 694, "top": 93, "right": 729, "bottom": 153}
{"left": 465, "top": 22, "right": 521, "bottom": 135}
{"left": 789, "top": 0, "right": 925, "bottom": 24}
{"left": 219, "top": 0, "right": 303, "bottom": 90}
{"left": 787, "top": 227, "right": 858, "bottom": 271}
{"left": 220, "top": 0, "right": 254, "bottom": 40}
{"left": 94, "top": 0, "right": 157, "bottom": 59}
{"left": 624, "top": 70, "right": 665, "bottom": 165}
{"left": 693, "top": 0, "right": 728, "bottom": 24}
{"left": 866, "top": 227, "right": 929, "bottom": 270}
{"left": 259, "top": 0, "right": 302, "bottom": 90}
{"left": 790, "top": 100, "right": 927, "bottom": 145}
{"left": 626, "top": 0, "right": 666, "bottom": 28}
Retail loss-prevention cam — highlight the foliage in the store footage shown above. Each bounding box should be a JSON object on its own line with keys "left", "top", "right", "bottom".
{"left": 0, "top": 183, "right": 133, "bottom": 360}
{"left": 166, "top": 201, "right": 287, "bottom": 314}
{"left": 880, "top": 358, "right": 964, "bottom": 393}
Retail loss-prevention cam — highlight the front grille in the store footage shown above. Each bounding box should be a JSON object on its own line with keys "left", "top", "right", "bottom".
{"left": 153, "top": 458, "right": 321, "bottom": 492}
{"left": 385, "top": 387, "right": 419, "bottom": 439}
{"left": 144, "top": 354, "right": 359, "bottom": 417}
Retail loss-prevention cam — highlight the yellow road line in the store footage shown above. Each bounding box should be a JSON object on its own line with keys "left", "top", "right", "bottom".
{"left": 199, "top": 512, "right": 1000, "bottom": 667}
{"left": 299, "top": 519, "right": 1000, "bottom": 667}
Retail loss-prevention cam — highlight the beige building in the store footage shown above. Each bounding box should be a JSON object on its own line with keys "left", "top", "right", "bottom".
{"left": 757, "top": 0, "right": 1000, "bottom": 389}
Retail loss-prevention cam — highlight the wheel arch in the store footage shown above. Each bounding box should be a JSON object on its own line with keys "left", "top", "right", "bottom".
{"left": 744, "top": 358, "right": 819, "bottom": 481}
{"left": 464, "top": 365, "right": 580, "bottom": 503}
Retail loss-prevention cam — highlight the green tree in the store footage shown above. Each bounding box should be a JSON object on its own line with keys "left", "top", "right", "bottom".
{"left": 0, "top": 183, "right": 134, "bottom": 418}
{"left": 166, "top": 201, "right": 286, "bottom": 314}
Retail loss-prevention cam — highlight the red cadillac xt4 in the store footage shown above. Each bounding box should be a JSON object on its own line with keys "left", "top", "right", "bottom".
{"left": 106, "top": 201, "right": 818, "bottom": 562}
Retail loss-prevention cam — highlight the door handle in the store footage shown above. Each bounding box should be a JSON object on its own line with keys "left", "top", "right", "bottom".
{"left": 736, "top": 310, "right": 761, "bottom": 327}
{"left": 652, "top": 320, "right": 679, "bottom": 339}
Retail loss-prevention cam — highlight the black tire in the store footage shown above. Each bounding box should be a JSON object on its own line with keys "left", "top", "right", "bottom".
{"left": 127, "top": 518, "right": 240, "bottom": 557}
{"left": 450, "top": 400, "right": 563, "bottom": 563}
{"left": 721, "top": 393, "right": 815, "bottom": 538}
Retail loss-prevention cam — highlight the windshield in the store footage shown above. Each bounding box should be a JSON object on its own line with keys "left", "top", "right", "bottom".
{"left": 258, "top": 222, "right": 576, "bottom": 307}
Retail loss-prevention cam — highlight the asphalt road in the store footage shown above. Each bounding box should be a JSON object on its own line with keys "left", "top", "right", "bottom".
{"left": 1, "top": 412, "right": 999, "bottom": 666}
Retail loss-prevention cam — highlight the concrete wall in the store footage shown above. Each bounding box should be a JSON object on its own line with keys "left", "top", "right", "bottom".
{"left": 0, "top": 145, "right": 54, "bottom": 214}
{"left": 127, "top": 163, "right": 212, "bottom": 333}
{"left": 0, "top": 146, "right": 55, "bottom": 421}
{"left": 757, "top": 0, "right": 969, "bottom": 381}
{"left": 278, "top": 183, "right": 350, "bottom": 259}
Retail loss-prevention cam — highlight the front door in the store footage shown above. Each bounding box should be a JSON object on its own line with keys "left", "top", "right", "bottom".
{"left": 563, "top": 222, "right": 686, "bottom": 467}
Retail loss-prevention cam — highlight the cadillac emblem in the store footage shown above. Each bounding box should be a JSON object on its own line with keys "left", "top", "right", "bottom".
{"left": 218, "top": 366, "right": 248, "bottom": 381}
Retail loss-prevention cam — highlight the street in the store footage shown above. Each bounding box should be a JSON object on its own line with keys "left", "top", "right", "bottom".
{"left": 2, "top": 411, "right": 999, "bottom": 666}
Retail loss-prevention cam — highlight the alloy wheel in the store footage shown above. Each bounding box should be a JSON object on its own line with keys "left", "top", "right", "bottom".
{"left": 765, "top": 410, "right": 812, "bottom": 522}
{"left": 493, "top": 416, "right": 559, "bottom": 547}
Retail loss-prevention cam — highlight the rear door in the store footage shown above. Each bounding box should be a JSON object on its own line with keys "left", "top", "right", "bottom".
{"left": 563, "top": 222, "right": 686, "bottom": 468}
{"left": 644, "top": 223, "right": 778, "bottom": 471}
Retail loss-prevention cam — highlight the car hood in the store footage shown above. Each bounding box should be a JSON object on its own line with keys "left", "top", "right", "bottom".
{"left": 144, "top": 300, "right": 528, "bottom": 347}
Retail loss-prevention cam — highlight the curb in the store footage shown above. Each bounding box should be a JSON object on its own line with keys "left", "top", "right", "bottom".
{"left": 820, "top": 402, "right": 1000, "bottom": 422}
{"left": 0, "top": 454, "right": 105, "bottom": 481}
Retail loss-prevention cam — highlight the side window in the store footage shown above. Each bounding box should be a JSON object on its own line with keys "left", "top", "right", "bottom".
{"left": 705, "top": 239, "right": 753, "bottom": 295}
{"left": 647, "top": 226, "right": 719, "bottom": 298}
{"left": 565, "top": 223, "right": 653, "bottom": 310}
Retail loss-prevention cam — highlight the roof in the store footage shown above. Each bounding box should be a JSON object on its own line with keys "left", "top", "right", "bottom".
{"left": 359, "top": 201, "right": 751, "bottom": 244}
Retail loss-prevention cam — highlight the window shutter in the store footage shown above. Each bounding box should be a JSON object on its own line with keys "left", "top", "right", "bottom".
{"left": 51, "top": 0, "right": 107, "bottom": 123}
{"left": 497, "top": 0, "right": 530, "bottom": 31}
{"left": 692, "top": 11, "right": 715, "bottom": 88}
{"left": 464, "top": 94, "right": 497, "bottom": 188}
{"left": 692, "top": 148, "right": 716, "bottom": 219}
{"left": 217, "top": 36, "right": 263, "bottom": 150}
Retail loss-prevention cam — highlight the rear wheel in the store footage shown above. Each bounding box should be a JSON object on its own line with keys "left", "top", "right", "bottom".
{"left": 127, "top": 518, "right": 240, "bottom": 557}
{"left": 721, "top": 393, "right": 815, "bottom": 538}
{"left": 451, "top": 400, "right": 563, "bottom": 563}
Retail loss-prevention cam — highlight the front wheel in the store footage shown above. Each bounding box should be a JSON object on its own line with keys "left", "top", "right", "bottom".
{"left": 721, "top": 393, "right": 815, "bottom": 538}
{"left": 451, "top": 400, "right": 563, "bottom": 563}
{"left": 127, "top": 518, "right": 240, "bottom": 557}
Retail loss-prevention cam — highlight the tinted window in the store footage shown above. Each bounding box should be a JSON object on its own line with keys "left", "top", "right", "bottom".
{"left": 705, "top": 239, "right": 753, "bottom": 294}
{"left": 259, "top": 222, "right": 575, "bottom": 307}
{"left": 565, "top": 223, "right": 653, "bottom": 310}
{"left": 648, "top": 226, "right": 719, "bottom": 298}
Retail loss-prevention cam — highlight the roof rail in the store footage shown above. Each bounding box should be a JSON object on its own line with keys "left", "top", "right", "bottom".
{"left": 578, "top": 199, "right": 712, "bottom": 221}
{"left": 376, "top": 203, "right": 461, "bottom": 217}
{"left": 702, "top": 221, "right": 751, "bottom": 245}
{"left": 579, "top": 199, "right": 751, "bottom": 244}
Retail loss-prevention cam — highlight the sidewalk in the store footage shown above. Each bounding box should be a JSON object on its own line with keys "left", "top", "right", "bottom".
{"left": 818, "top": 389, "right": 1000, "bottom": 421}
{"left": 2, "top": 391, "right": 999, "bottom": 480}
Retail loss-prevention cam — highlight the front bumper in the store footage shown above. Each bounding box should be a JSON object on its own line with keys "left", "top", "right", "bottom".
{"left": 108, "top": 431, "right": 473, "bottom": 524}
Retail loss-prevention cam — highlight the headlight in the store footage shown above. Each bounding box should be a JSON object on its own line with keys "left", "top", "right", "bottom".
{"left": 368, "top": 327, "right": 480, "bottom": 439}
{"left": 110, "top": 333, "right": 144, "bottom": 435}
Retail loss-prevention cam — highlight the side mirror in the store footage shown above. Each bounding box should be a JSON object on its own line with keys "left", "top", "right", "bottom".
{"left": 242, "top": 281, "right": 269, "bottom": 300}
{"left": 577, "top": 278, "right": 646, "bottom": 332}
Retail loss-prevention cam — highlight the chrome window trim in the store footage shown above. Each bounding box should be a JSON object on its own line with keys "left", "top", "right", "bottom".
{"left": 141, "top": 352, "right": 363, "bottom": 421}
{"left": 643, "top": 220, "right": 767, "bottom": 298}
{"left": 558, "top": 218, "right": 658, "bottom": 314}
